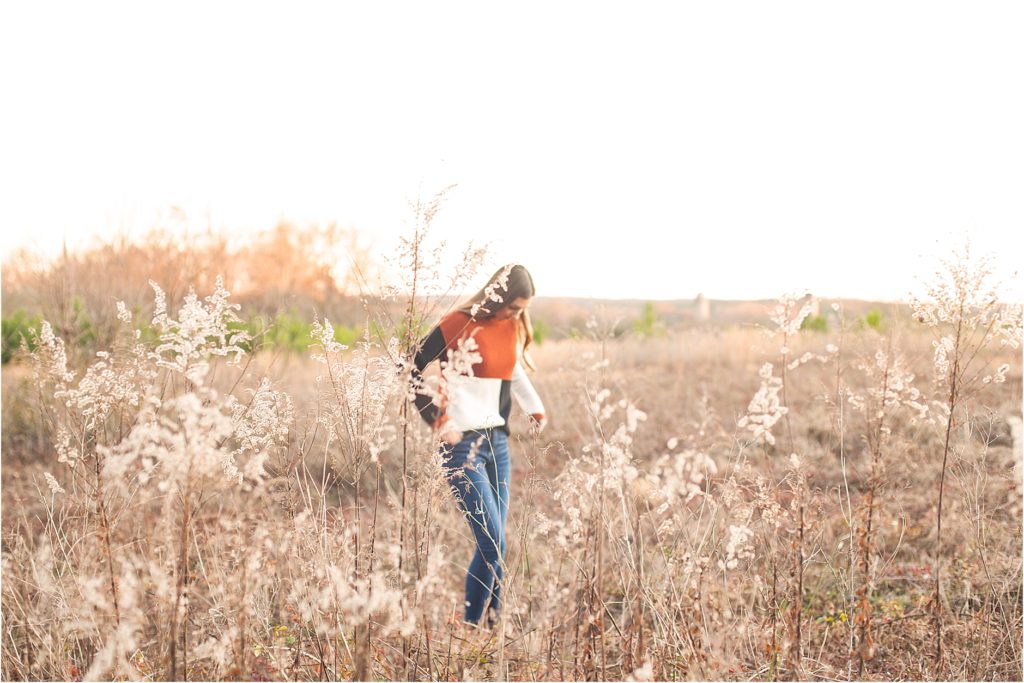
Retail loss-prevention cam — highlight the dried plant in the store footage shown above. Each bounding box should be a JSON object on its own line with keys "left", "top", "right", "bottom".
{"left": 910, "top": 243, "right": 1023, "bottom": 674}
{"left": 2, "top": 233, "right": 1020, "bottom": 682}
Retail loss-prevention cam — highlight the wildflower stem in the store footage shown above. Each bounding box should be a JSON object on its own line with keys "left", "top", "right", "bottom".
{"left": 169, "top": 479, "right": 193, "bottom": 682}
{"left": 769, "top": 560, "right": 778, "bottom": 681}
{"left": 791, "top": 500, "right": 805, "bottom": 679}
{"left": 92, "top": 453, "right": 122, "bottom": 630}
{"left": 935, "top": 305, "right": 964, "bottom": 674}
{"left": 856, "top": 333, "right": 893, "bottom": 677}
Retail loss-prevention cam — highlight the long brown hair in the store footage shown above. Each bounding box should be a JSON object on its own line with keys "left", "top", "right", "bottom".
{"left": 457, "top": 264, "right": 537, "bottom": 369}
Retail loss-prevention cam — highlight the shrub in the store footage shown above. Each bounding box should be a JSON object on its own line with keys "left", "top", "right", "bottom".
{"left": 861, "top": 308, "right": 884, "bottom": 331}
{"left": 800, "top": 313, "right": 829, "bottom": 332}
{"left": 532, "top": 317, "right": 549, "bottom": 345}
{"left": 2, "top": 310, "right": 41, "bottom": 364}
{"left": 631, "top": 302, "right": 665, "bottom": 339}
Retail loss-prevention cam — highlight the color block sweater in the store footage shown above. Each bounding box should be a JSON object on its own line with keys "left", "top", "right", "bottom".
{"left": 413, "top": 311, "right": 545, "bottom": 436}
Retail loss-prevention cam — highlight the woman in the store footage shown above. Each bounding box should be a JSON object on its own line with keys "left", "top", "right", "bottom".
{"left": 413, "top": 264, "right": 547, "bottom": 627}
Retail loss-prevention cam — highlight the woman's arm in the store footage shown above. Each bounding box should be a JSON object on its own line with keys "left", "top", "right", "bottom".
{"left": 510, "top": 361, "right": 546, "bottom": 431}
{"left": 413, "top": 325, "right": 464, "bottom": 442}
{"left": 412, "top": 326, "right": 448, "bottom": 428}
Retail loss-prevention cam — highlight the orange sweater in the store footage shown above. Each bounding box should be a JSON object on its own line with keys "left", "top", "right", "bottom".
{"left": 413, "top": 311, "right": 545, "bottom": 435}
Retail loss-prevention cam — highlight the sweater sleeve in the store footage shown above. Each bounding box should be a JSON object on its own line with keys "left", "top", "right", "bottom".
{"left": 510, "top": 361, "right": 545, "bottom": 420}
{"left": 412, "top": 325, "right": 450, "bottom": 429}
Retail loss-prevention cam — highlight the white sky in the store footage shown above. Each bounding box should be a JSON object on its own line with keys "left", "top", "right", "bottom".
{"left": 1, "top": 1, "right": 1021, "bottom": 301}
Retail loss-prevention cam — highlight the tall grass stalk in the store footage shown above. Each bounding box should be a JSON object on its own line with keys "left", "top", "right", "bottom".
{"left": 910, "top": 245, "right": 1022, "bottom": 675}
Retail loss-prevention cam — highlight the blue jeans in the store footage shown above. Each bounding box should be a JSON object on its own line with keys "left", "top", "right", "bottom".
{"left": 441, "top": 429, "right": 510, "bottom": 625}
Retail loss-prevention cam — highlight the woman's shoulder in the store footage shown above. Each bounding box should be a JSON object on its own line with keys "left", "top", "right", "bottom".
{"left": 439, "top": 310, "right": 472, "bottom": 327}
{"left": 438, "top": 310, "right": 473, "bottom": 339}
{"left": 441, "top": 310, "right": 471, "bottom": 322}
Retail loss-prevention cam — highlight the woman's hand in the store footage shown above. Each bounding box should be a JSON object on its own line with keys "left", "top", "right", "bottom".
{"left": 438, "top": 428, "right": 463, "bottom": 445}
{"left": 529, "top": 414, "right": 547, "bottom": 435}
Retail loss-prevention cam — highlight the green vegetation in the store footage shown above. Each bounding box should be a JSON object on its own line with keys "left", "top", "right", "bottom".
{"left": 2, "top": 311, "right": 42, "bottom": 364}
{"left": 69, "top": 296, "right": 98, "bottom": 349}
{"left": 861, "top": 308, "right": 884, "bottom": 332}
{"left": 800, "top": 314, "right": 829, "bottom": 333}
{"left": 231, "top": 313, "right": 368, "bottom": 353}
{"left": 2, "top": 309, "right": 376, "bottom": 363}
{"left": 532, "top": 318, "right": 549, "bottom": 345}
{"left": 632, "top": 302, "right": 665, "bottom": 339}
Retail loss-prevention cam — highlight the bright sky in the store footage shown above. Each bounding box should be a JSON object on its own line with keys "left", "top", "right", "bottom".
{"left": 1, "top": 1, "right": 1021, "bottom": 301}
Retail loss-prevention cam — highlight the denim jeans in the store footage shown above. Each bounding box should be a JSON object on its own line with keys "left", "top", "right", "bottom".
{"left": 441, "top": 429, "right": 510, "bottom": 625}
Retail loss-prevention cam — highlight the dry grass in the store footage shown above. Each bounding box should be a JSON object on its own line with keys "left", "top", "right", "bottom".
{"left": 3, "top": 326, "right": 1020, "bottom": 680}
{"left": 1, "top": 240, "right": 1021, "bottom": 681}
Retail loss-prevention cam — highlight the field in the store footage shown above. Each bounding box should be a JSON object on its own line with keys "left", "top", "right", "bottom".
{"left": 1, "top": 247, "right": 1022, "bottom": 682}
